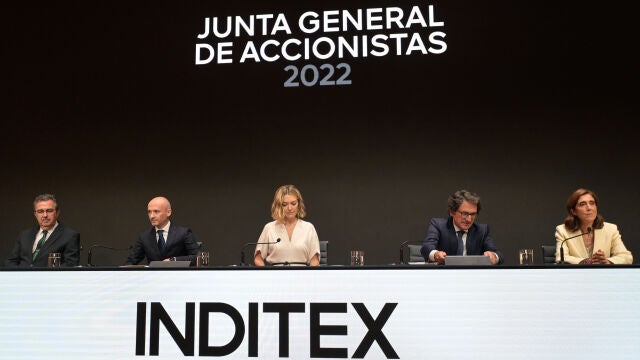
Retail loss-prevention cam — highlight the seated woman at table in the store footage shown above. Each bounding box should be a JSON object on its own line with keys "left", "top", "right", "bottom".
{"left": 254, "top": 185, "right": 320, "bottom": 266}
{"left": 555, "top": 188, "right": 633, "bottom": 264}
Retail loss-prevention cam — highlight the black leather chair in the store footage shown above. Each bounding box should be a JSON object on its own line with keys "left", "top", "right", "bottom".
{"left": 407, "top": 244, "right": 425, "bottom": 263}
{"left": 319, "top": 240, "right": 329, "bottom": 265}
{"left": 541, "top": 245, "right": 557, "bottom": 264}
{"left": 86, "top": 244, "right": 131, "bottom": 267}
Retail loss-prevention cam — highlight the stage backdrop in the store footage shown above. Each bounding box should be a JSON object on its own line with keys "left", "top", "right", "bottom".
{"left": 2, "top": 1, "right": 637, "bottom": 266}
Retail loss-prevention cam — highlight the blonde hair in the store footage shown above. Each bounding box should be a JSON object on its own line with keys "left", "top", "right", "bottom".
{"left": 271, "top": 185, "right": 306, "bottom": 221}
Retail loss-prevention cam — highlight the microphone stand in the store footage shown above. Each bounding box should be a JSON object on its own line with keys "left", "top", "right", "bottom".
{"left": 240, "top": 239, "right": 281, "bottom": 266}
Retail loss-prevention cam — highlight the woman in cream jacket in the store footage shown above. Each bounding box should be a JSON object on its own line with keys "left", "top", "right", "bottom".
{"left": 555, "top": 188, "right": 633, "bottom": 264}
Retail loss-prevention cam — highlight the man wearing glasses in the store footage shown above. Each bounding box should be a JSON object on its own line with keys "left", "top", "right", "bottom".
{"left": 5, "top": 194, "right": 80, "bottom": 267}
{"left": 421, "top": 190, "right": 503, "bottom": 264}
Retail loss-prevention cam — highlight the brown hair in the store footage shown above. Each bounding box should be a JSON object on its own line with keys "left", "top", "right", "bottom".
{"left": 563, "top": 188, "right": 604, "bottom": 231}
{"left": 448, "top": 190, "right": 481, "bottom": 213}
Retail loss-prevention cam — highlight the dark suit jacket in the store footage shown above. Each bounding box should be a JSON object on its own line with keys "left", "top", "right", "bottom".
{"left": 125, "top": 224, "right": 199, "bottom": 265}
{"left": 421, "top": 217, "right": 503, "bottom": 264}
{"left": 5, "top": 222, "right": 80, "bottom": 267}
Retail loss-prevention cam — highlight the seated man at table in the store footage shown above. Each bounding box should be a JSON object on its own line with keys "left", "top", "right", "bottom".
{"left": 5, "top": 194, "right": 80, "bottom": 267}
{"left": 125, "top": 196, "right": 199, "bottom": 265}
{"left": 421, "top": 190, "right": 503, "bottom": 265}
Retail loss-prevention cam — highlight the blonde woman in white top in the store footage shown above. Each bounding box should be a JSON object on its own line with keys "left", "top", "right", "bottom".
{"left": 254, "top": 185, "right": 320, "bottom": 266}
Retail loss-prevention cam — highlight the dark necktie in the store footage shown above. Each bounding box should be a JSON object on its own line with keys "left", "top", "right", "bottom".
{"left": 33, "top": 230, "right": 48, "bottom": 260}
{"left": 456, "top": 230, "right": 465, "bottom": 255}
{"left": 157, "top": 230, "right": 166, "bottom": 254}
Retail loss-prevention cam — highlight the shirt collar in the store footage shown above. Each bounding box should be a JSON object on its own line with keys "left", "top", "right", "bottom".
{"left": 155, "top": 221, "right": 171, "bottom": 233}
{"left": 40, "top": 222, "right": 59, "bottom": 235}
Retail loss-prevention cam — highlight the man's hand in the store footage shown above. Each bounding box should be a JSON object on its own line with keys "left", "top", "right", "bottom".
{"left": 434, "top": 251, "right": 447, "bottom": 264}
{"left": 484, "top": 251, "right": 498, "bottom": 265}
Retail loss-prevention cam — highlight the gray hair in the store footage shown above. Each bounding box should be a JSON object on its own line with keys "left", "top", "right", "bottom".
{"left": 33, "top": 194, "right": 58, "bottom": 210}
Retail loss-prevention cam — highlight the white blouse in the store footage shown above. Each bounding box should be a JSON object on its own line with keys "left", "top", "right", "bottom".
{"left": 254, "top": 219, "right": 320, "bottom": 265}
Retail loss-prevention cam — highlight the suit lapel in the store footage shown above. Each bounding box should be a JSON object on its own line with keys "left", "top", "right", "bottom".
{"left": 446, "top": 219, "right": 458, "bottom": 254}
{"left": 567, "top": 229, "right": 587, "bottom": 257}
{"left": 27, "top": 227, "right": 39, "bottom": 259}
{"left": 148, "top": 228, "right": 161, "bottom": 257}
{"left": 165, "top": 227, "right": 174, "bottom": 250}
{"left": 466, "top": 225, "right": 476, "bottom": 254}
{"left": 41, "top": 225, "right": 63, "bottom": 253}
{"left": 592, "top": 227, "right": 607, "bottom": 256}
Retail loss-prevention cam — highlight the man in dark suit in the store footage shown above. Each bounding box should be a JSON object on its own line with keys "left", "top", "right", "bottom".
{"left": 421, "top": 190, "right": 503, "bottom": 265}
{"left": 5, "top": 194, "right": 80, "bottom": 267}
{"left": 125, "top": 196, "right": 199, "bottom": 265}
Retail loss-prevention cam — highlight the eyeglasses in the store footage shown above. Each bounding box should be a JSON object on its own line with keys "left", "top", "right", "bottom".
{"left": 456, "top": 211, "right": 478, "bottom": 219}
{"left": 576, "top": 200, "right": 596, "bottom": 208}
{"left": 35, "top": 209, "right": 55, "bottom": 215}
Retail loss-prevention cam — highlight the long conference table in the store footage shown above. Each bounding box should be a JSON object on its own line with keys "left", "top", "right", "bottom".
{"left": 1, "top": 265, "right": 639, "bottom": 359}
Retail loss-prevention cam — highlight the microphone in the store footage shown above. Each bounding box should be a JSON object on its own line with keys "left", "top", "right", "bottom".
{"left": 398, "top": 240, "right": 424, "bottom": 264}
{"left": 240, "top": 238, "right": 281, "bottom": 266}
{"left": 87, "top": 244, "right": 132, "bottom": 267}
{"left": 560, "top": 227, "right": 592, "bottom": 264}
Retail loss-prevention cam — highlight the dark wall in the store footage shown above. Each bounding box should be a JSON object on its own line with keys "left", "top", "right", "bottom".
{"left": 2, "top": 1, "right": 637, "bottom": 266}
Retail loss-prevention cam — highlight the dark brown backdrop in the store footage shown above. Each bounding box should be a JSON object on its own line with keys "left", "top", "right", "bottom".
{"left": 2, "top": 1, "right": 637, "bottom": 266}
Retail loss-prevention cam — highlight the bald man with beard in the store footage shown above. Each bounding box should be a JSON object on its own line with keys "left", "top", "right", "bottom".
{"left": 125, "top": 197, "right": 199, "bottom": 265}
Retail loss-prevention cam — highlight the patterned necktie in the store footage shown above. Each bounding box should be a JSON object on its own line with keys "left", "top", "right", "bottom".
{"left": 33, "top": 230, "right": 48, "bottom": 260}
{"left": 157, "top": 230, "right": 166, "bottom": 254}
{"left": 456, "top": 230, "right": 465, "bottom": 255}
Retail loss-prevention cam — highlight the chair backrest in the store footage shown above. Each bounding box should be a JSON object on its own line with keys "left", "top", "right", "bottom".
{"left": 541, "top": 245, "right": 556, "bottom": 264}
{"left": 408, "top": 244, "right": 425, "bottom": 263}
{"left": 86, "top": 244, "right": 131, "bottom": 267}
{"left": 319, "top": 241, "right": 328, "bottom": 265}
